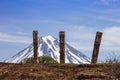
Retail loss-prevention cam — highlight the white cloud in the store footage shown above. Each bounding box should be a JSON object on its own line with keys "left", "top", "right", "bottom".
{"left": 67, "top": 26, "right": 120, "bottom": 53}
{"left": 39, "top": 20, "right": 64, "bottom": 24}
{"left": 97, "top": 16, "right": 120, "bottom": 23}
{"left": 1, "top": 26, "right": 120, "bottom": 55}
{"left": 14, "top": 32, "right": 29, "bottom": 35}
{"left": 100, "top": 0, "right": 108, "bottom": 4}
{"left": 97, "top": 0, "right": 120, "bottom": 9}
{"left": 0, "top": 32, "right": 32, "bottom": 44}
{"left": 102, "top": 27, "right": 120, "bottom": 45}
{"left": 100, "top": 0, "right": 120, "bottom": 4}
{"left": 89, "top": 8, "right": 120, "bottom": 23}
{"left": 67, "top": 26, "right": 96, "bottom": 51}
{"left": 67, "top": 26, "right": 95, "bottom": 40}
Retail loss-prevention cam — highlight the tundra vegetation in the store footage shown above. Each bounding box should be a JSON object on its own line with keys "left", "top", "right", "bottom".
{"left": 0, "top": 55, "right": 120, "bottom": 80}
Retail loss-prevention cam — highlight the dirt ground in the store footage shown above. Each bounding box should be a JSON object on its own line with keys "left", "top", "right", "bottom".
{"left": 0, "top": 62, "right": 118, "bottom": 80}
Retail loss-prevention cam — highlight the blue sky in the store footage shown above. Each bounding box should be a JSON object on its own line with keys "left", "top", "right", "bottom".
{"left": 0, "top": 0, "right": 120, "bottom": 62}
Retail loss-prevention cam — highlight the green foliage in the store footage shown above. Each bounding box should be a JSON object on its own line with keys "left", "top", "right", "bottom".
{"left": 22, "top": 56, "right": 58, "bottom": 64}
{"left": 38, "top": 56, "right": 58, "bottom": 63}
{"left": 22, "top": 57, "right": 34, "bottom": 64}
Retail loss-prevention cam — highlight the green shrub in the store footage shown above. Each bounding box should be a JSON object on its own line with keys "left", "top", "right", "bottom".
{"left": 38, "top": 56, "right": 58, "bottom": 63}
{"left": 22, "top": 56, "right": 58, "bottom": 64}
{"left": 22, "top": 57, "right": 34, "bottom": 64}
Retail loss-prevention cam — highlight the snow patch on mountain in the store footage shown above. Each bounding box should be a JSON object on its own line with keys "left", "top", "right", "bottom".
{"left": 5, "top": 35, "right": 90, "bottom": 64}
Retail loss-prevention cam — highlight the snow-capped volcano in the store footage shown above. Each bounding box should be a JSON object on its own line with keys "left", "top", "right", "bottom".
{"left": 5, "top": 35, "right": 90, "bottom": 64}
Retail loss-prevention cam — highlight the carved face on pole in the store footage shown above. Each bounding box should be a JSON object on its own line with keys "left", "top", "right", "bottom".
{"left": 33, "top": 31, "right": 38, "bottom": 64}
{"left": 59, "top": 31, "right": 65, "bottom": 64}
{"left": 91, "top": 32, "right": 102, "bottom": 64}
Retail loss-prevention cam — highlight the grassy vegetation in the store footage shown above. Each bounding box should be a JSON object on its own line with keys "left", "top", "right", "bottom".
{"left": 104, "top": 54, "right": 120, "bottom": 80}
{"left": 22, "top": 56, "right": 58, "bottom": 64}
{"left": 0, "top": 62, "right": 120, "bottom": 80}
{"left": 0, "top": 55, "right": 120, "bottom": 80}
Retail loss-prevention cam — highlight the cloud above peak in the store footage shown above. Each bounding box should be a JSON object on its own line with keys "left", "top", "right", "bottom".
{"left": 0, "top": 32, "right": 32, "bottom": 44}
{"left": 100, "top": 0, "right": 120, "bottom": 4}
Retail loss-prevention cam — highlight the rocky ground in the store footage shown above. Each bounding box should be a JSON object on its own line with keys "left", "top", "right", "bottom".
{"left": 0, "top": 62, "right": 119, "bottom": 80}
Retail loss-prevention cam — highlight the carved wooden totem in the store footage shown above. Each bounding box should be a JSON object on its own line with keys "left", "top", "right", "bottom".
{"left": 59, "top": 31, "right": 65, "bottom": 64}
{"left": 33, "top": 31, "right": 38, "bottom": 64}
{"left": 91, "top": 32, "right": 103, "bottom": 64}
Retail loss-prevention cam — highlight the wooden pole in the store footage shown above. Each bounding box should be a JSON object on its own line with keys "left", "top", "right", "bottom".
{"left": 33, "top": 31, "right": 38, "bottom": 64}
{"left": 91, "top": 32, "right": 103, "bottom": 64}
{"left": 59, "top": 31, "right": 65, "bottom": 64}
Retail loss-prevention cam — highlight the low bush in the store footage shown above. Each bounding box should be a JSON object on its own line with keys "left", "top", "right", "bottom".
{"left": 22, "top": 56, "right": 58, "bottom": 64}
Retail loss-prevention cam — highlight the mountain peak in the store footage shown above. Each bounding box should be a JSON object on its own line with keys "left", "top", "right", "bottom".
{"left": 44, "top": 35, "right": 54, "bottom": 38}
{"left": 5, "top": 35, "right": 90, "bottom": 64}
{"left": 42, "top": 35, "right": 56, "bottom": 41}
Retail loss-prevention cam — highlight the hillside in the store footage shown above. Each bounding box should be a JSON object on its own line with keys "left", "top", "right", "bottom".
{"left": 0, "top": 62, "right": 119, "bottom": 80}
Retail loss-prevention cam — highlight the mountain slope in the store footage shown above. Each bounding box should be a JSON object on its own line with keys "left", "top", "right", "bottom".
{"left": 5, "top": 35, "right": 90, "bottom": 64}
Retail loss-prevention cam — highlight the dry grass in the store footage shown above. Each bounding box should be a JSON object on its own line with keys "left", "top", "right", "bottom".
{"left": 0, "top": 62, "right": 116, "bottom": 80}
{"left": 104, "top": 54, "right": 120, "bottom": 80}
